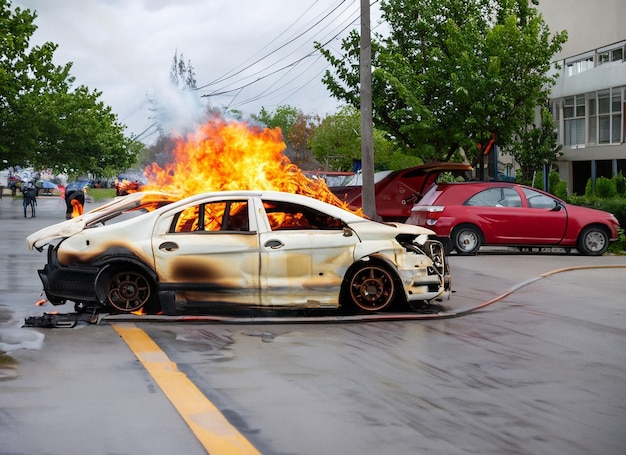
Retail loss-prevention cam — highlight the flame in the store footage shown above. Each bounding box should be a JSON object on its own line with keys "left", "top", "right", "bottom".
{"left": 35, "top": 299, "right": 47, "bottom": 306}
{"left": 141, "top": 115, "right": 360, "bottom": 213}
{"left": 71, "top": 198, "right": 84, "bottom": 218}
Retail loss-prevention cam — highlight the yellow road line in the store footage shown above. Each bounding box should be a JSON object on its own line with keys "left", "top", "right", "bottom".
{"left": 113, "top": 323, "right": 261, "bottom": 455}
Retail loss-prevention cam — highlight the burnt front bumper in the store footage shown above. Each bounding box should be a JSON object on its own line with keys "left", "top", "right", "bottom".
{"left": 38, "top": 245, "right": 101, "bottom": 306}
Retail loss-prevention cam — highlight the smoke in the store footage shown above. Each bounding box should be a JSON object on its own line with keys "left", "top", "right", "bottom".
{"left": 146, "top": 74, "right": 208, "bottom": 137}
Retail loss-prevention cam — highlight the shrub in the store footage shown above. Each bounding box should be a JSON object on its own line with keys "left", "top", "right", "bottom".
{"left": 595, "top": 176, "right": 618, "bottom": 198}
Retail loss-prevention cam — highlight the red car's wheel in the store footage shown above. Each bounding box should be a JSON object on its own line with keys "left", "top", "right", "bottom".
{"left": 577, "top": 226, "right": 609, "bottom": 256}
{"left": 452, "top": 224, "right": 482, "bottom": 255}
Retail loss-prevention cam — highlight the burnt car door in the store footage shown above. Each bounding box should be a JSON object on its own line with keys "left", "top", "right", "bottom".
{"left": 152, "top": 199, "right": 261, "bottom": 305}
{"left": 256, "top": 198, "right": 357, "bottom": 308}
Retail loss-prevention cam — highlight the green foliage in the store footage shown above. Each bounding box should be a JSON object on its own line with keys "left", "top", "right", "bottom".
{"left": 595, "top": 176, "right": 618, "bottom": 198}
{"left": 584, "top": 175, "right": 621, "bottom": 198}
{"left": 0, "top": 1, "right": 139, "bottom": 177}
{"left": 309, "top": 106, "right": 361, "bottom": 171}
{"left": 252, "top": 105, "right": 299, "bottom": 140}
{"left": 309, "top": 105, "right": 420, "bottom": 171}
{"left": 616, "top": 171, "right": 626, "bottom": 196}
{"left": 551, "top": 179, "right": 567, "bottom": 200}
{"left": 88, "top": 188, "right": 117, "bottom": 201}
{"left": 609, "top": 228, "right": 626, "bottom": 255}
{"left": 316, "top": 0, "right": 567, "bottom": 164}
{"left": 505, "top": 106, "right": 562, "bottom": 181}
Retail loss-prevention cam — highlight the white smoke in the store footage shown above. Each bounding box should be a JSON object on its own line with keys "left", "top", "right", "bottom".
{"left": 146, "top": 73, "right": 208, "bottom": 137}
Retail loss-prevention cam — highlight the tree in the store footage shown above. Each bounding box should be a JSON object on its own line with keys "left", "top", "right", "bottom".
{"left": 505, "top": 106, "right": 562, "bottom": 182}
{"left": 0, "top": 0, "right": 140, "bottom": 176}
{"left": 286, "top": 111, "right": 320, "bottom": 169}
{"left": 316, "top": 0, "right": 567, "bottom": 165}
{"left": 252, "top": 105, "right": 320, "bottom": 169}
{"left": 170, "top": 49, "right": 197, "bottom": 90}
{"left": 252, "top": 105, "right": 299, "bottom": 140}
{"left": 309, "top": 106, "right": 421, "bottom": 171}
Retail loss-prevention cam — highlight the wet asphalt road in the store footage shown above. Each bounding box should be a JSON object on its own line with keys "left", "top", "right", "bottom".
{"left": 1, "top": 194, "right": 626, "bottom": 455}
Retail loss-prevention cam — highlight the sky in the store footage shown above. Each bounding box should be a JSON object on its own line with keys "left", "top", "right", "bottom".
{"left": 13, "top": 0, "right": 383, "bottom": 144}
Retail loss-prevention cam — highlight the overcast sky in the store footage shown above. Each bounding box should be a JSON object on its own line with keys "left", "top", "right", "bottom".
{"left": 14, "top": 0, "right": 383, "bottom": 144}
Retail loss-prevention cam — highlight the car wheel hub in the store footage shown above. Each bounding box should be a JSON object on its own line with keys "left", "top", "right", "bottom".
{"left": 361, "top": 279, "right": 383, "bottom": 301}
{"left": 107, "top": 272, "right": 151, "bottom": 312}
{"left": 586, "top": 232, "right": 605, "bottom": 251}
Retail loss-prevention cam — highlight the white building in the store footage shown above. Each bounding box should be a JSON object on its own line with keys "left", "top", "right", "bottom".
{"left": 538, "top": 0, "right": 626, "bottom": 195}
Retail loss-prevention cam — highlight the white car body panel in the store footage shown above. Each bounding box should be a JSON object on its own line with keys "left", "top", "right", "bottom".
{"left": 26, "top": 190, "right": 449, "bottom": 312}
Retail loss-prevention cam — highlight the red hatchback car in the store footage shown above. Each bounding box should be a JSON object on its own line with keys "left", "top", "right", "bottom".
{"left": 407, "top": 182, "right": 620, "bottom": 255}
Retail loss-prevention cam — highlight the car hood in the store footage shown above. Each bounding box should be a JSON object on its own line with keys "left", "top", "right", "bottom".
{"left": 26, "top": 191, "right": 179, "bottom": 250}
{"left": 349, "top": 219, "right": 435, "bottom": 243}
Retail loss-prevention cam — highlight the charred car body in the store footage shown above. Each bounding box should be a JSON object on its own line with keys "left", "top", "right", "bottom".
{"left": 27, "top": 191, "right": 451, "bottom": 315}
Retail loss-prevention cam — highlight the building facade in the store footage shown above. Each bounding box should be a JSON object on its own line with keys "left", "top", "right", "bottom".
{"left": 537, "top": 0, "right": 626, "bottom": 195}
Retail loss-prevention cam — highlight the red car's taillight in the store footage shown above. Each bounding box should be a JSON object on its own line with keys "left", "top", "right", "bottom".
{"left": 410, "top": 206, "right": 444, "bottom": 226}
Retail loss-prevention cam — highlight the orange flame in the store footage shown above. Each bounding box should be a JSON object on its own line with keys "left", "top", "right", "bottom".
{"left": 35, "top": 299, "right": 47, "bottom": 306}
{"left": 141, "top": 116, "right": 359, "bottom": 212}
{"left": 71, "top": 198, "right": 84, "bottom": 218}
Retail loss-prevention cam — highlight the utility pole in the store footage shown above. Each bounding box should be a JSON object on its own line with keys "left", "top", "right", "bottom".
{"left": 360, "top": 0, "right": 376, "bottom": 219}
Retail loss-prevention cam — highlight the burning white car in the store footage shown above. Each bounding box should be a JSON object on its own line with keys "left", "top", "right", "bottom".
{"left": 27, "top": 190, "right": 450, "bottom": 314}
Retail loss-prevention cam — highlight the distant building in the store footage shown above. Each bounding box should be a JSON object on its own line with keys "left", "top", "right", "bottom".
{"left": 538, "top": 0, "right": 626, "bottom": 195}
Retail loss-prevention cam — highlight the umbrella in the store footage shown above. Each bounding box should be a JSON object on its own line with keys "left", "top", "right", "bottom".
{"left": 41, "top": 181, "right": 58, "bottom": 190}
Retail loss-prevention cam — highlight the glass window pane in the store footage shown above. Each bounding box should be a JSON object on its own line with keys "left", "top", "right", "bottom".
{"left": 599, "top": 116, "right": 610, "bottom": 143}
{"left": 588, "top": 115, "right": 597, "bottom": 144}
{"left": 466, "top": 188, "right": 502, "bottom": 207}
{"left": 598, "top": 51, "right": 610, "bottom": 64}
{"left": 599, "top": 95, "right": 610, "bottom": 114}
{"left": 575, "top": 118, "right": 585, "bottom": 144}
{"left": 612, "top": 93, "right": 621, "bottom": 112}
{"left": 612, "top": 113, "right": 621, "bottom": 143}
{"left": 564, "top": 120, "right": 573, "bottom": 145}
{"left": 612, "top": 48, "right": 623, "bottom": 62}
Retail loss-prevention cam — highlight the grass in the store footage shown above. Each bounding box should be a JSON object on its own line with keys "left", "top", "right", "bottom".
{"left": 87, "top": 188, "right": 116, "bottom": 201}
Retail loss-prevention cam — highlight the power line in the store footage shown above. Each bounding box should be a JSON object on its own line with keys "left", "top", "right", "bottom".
{"left": 196, "top": 1, "right": 352, "bottom": 90}
{"left": 199, "top": 1, "right": 362, "bottom": 110}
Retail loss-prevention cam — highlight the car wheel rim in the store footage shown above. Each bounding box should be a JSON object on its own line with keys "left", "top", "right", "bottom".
{"left": 349, "top": 265, "right": 395, "bottom": 312}
{"left": 458, "top": 231, "right": 478, "bottom": 252}
{"left": 585, "top": 231, "right": 606, "bottom": 252}
{"left": 107, "top": 271, "right": 151, "bottom": 312}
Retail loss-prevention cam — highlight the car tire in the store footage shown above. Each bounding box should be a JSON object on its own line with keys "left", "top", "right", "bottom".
{"left": 452, "top": 225, "right": 482, "bottom": 255}
{"left": 577, "top": 226, "right": 609, "bottom": 256}
{"left": 345, "top": 262, "right": 398, "bottom": 312}
{"left": 105, "top": 269, "right": 157, "bottom": 313}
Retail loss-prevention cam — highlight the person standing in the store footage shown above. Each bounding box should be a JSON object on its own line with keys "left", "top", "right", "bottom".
{"left": 22, "top": 181, "right": 37, "bottom": 218}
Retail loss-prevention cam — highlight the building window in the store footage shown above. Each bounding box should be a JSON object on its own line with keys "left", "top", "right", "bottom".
{"left": 596, "top": 90, "right": 623, "bottom": 144}
{"left": 597, "top": 44, "right": 625, "bottom": 65}
{"left": 566, "top": 56, "right": 594, "bottom": 76}
{"left": 563, "top": 95, "right": 585, "bottom": 146}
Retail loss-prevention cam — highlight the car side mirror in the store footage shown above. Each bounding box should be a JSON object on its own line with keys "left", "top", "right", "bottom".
{"left": 551, "top": 202, "right": 563, "bottom": 212}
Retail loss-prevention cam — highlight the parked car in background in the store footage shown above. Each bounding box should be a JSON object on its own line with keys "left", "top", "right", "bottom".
{"left": 27, "top": 191, "right": 451, "bottom": 315}
{"left": 407, "top": 182, "right": 620, "bottom": 256}
{"left": 330, "top": 162, "right": 473, "bottom": 222}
